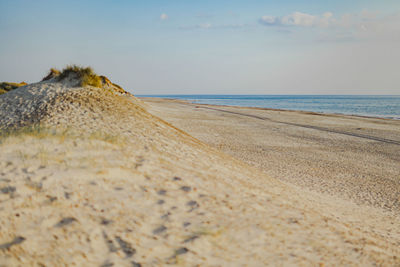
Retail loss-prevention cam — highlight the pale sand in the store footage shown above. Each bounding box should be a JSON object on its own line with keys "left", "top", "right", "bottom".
{"left": 142, "top": 97, "right": 400, "bottom": 215}
{"left": 0, "top": 82, "right": 399, "bottom": 266}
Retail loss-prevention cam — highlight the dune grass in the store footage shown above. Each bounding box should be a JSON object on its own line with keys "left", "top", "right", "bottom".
{"left": 42, "top": 65, "right": 102, "bottom": 88}
{"left": 0, "top": 125, "right": 58, "bottom": 143}
{"left": 0, "top": 82, "right": 28, "bottom": 95}
{"left": 112, "top": 83, "right": 123, "bottom": 90}
{"left": 41, "top": 68, "right": 61, "bottom": 81}
{"left": 40, "top": 65, "right": 129, "bottom": 93}
{"left": 59, "top": 65, "right": 102, "bottom": 87}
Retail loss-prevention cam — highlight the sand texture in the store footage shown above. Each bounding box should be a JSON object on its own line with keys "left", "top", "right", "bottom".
{"left": 143, "top": 98, "right": 400, "bottom": 214}
{"left": 0, "top": 83, "right": 399, "bottom": 266}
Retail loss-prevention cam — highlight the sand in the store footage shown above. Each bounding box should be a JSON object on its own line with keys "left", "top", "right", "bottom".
{"left": 0, "top": 81, "right": 399, "bottom": 266}
{"left": 142, "top": 97, "right": 400, "bottom": 215}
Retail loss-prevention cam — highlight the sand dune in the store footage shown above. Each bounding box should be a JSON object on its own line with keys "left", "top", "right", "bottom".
{"left": 0, "top": 78, "right": 399, "bottom": 266}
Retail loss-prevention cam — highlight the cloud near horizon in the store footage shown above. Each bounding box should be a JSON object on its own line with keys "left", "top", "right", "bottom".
{"left": 259, "top": 11, "right": 334, "bottom": 27}
{"left": 259, "top": 10, "right": 400, "bottom": 42}
{"left": 177, "top": 9, "right": 400, "bottom": 42}
{"left": 160, "top": 13, "right": 169, "bottom": 20}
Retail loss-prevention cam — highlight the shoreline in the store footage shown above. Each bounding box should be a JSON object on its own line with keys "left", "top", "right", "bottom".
{"left": 142, "top": 97, "right": 400, "bottom": 214}
{"left": 139, "top": 95, "right": 400, "bottom": 121}
{"left": 141, "top": 97, "right": 400, "bottom": 146}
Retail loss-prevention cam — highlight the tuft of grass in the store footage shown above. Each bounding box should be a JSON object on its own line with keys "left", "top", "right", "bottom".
{"left": 99, "top": 75, "right": 127, "bottom": 93}
{"left": 57, "top": 65, "right": 102, "bottom": 88}
{"left": 0, "top": 82, "right": 28, "bottom": 95}
{"left": 112, "top": 83, "right": 123, "bottom": 90}
{"left": 99, "top": 75, "right": 112, "bottom": 86}
{"left": 111, "top": 82, "right": 126, "bottom": 94}
{"left": 40, "top": 65, "right": 128, "bottom": 93}
{"left": 41, "top": 68, "right": 61, "bottom": 81}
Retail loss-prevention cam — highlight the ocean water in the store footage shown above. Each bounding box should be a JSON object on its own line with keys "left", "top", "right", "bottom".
{"left": 139, "top": 95, "right": 400, "bottom": 120}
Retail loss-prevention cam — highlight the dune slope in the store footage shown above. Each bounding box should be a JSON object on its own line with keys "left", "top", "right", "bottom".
{"left": 0, "top": 80, "right": 399, "bottom": 266}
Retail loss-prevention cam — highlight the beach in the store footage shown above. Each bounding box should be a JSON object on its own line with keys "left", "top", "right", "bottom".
{"left": 2, "top": 0, "right": 400, "bottom": 265}
{"left": 142, "top": 97, "right": 400, "bottom": 214}
{"left": 1, "top": 76, "right": 399, "bottom": 266}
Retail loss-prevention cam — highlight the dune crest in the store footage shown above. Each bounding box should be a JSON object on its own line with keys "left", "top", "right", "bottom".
{"left": 0, "top": 71, "right": 399, "bottom": 266}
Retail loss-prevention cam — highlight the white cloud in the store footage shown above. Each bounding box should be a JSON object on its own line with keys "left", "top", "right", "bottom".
{"left": 259, "top": 11, "right": 334, "bottom": 27}
{"left": 319, "top": 12, "right": 334, "bottom": 27}
{"left": 260, "top": 10, "right": 400, "bottom": 42}
{"left": 260, "top": 16, "right": 276, "bottom": 24}
{"left": 160, "top": 13, "right": 169, "bottom": 20}
{"left": 281, "top": 12, "right": 316, "bottom": 26}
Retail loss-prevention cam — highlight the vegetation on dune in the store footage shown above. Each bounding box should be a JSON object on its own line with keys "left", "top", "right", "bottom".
{"left": 41, "top": 65, "right": 126, "bottom": 92}
{"left": 41, "top": 68, "right": 61, "bottom": 81}
{"left": 0, "top": 82, "right": 28, "bottom": 95}
{"left": 2, "top": 65, "right": 128, "bottom": 94}
{"left": 99, "top": 75, "right": 113, "bottom": 86}
{"left": 0, "top": 125, "right": 53, "bottom": 142}
{"left": 0, "top": 124, "right": 125, "bottom": 145}
{"left": 99, "top": 75, "right": 126, "bottom": 94}
{"left": 42, "top": 65, "right": 102, "bottom": 87}
{"left": 58, "top": 65, "right": 102, "bottom": 87}
{"left": 111, "top": 82, "right": 124, "bottom": 91}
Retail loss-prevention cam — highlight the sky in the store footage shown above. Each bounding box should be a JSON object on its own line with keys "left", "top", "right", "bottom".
{"left": 0, "top": 0, "right": 399, "bottom": 95}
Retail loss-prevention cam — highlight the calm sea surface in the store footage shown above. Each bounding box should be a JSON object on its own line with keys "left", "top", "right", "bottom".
{"left": 139, "top": 95, "right": 400, "bottom": 120}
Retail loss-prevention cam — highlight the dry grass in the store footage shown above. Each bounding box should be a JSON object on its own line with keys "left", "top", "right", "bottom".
{"left": 0, "top": 125, "right": 57, "bottom": 143}
{"left": 99, "top": 75, "right": 112, "bottom": 86}
{"left": 40, "top": 65, "right": 127, "bottom": 93}
{"left": 0, "top": 82, "right": 28, "bottom": 95}
{"left": 0, "top": 124, "right": 124, "bottom": 146}
{"left": 41, "top": 65, "right": 102, "bottom": 87}
{"left": 99, "top": 75, "right": 127, "bottom": 94}
{"left": 110, "top": 82, "right": 126, "bottom": 94}
{"left": 41, "top": 68, "right": 61, "bottom": 81}
{"left": 57, "top": 65, "right": 102, "bottom": 88}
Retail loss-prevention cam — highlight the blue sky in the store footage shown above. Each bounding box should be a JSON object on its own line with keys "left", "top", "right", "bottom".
{"left": 0, "top": 0, "right": 399, "bottom": 94}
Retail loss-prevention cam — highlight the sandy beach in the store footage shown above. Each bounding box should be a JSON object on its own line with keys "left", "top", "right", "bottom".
{"left": 2, "top": 0, "right": 400, "bottom": 265}
{"left": 142, "top": 97, "right": 400, "bottom": 215}
{"left": 0, "top": 75, "right": 399, "bottom": 266}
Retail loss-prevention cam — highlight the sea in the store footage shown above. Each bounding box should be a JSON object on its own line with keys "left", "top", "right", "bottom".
{"left": 139, "top": 95, "right": 400, "bottom": 120}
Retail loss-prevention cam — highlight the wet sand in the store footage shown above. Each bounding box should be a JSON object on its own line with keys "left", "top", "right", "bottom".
{"left": 142, "top": 97, "right": 400, "bottom": 215}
